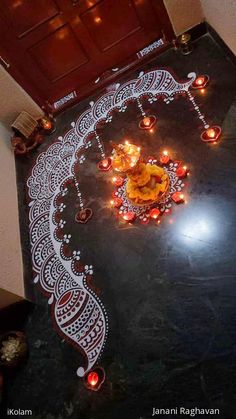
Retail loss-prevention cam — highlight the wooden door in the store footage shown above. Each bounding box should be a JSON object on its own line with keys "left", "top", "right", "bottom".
{"left": 0, "top": 0, "right": 174, "bottom": 112}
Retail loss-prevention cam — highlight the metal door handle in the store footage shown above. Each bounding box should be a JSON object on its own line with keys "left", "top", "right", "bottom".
{"left": 0, "top": 56, "right": 10, "bottom": 68}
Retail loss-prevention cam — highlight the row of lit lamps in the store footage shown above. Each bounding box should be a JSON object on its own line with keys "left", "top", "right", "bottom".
{"left": 138, "top": 75, "right": 221, "bottom": 143}
{"left": 40, "top": 77, "right": 220, "bottom": 145}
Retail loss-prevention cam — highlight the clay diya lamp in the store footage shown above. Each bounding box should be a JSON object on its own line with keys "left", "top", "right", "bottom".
{"left": 110, "top": 198, "right": 123, "bottom": 208}
{"left": 176, "top": 165, "right": 188, "bottom": 178}
{"left": 122, "top": 212, "right": 135, "bottom": 222}
{"left": 201, "top": 126, "right": 222, "bottom": 143}
{"left": 83, "top": 367, "right": 105, "bottom": 391}
{"left": 160, "top": 150, "right": 170, "bottom": 165}
{"left": 139, "top": 115, "right": 157, "bottom": 130}
{"left": 192, "top": 75, "right": 209, "bottom": 89}
{"left": 97, "top": 157, "right": 112, "bottom": 171}
{"left": 75, "top": 208, "right": 93, "bottom": 224}
{"left": 149, "top": 208, "right": 160, "bottom": 220}
{"left": 172, "top": 192, "right": 185, "bottom": 204}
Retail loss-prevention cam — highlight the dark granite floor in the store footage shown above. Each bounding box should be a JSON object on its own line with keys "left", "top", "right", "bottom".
{"left": 2, "top": 34, "right": 236, "bottom": 419}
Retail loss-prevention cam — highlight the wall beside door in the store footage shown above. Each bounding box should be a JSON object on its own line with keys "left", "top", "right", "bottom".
{"left": 0, "top": 65, "right": 42, "bottom": 128}
{"left": 164, "top": 0, "right": 204, "bottom": 35}
{"left": 201, "top": 0, "right": 236, "bottom": 55}
{"left": 0, "top": 123, "right": 25, "bottom": 301}
{"left": 0, "top": 289, "right": 23, "bottom": 310}
{"left": 164, "top": 0, "right": 236, "bottom": 56}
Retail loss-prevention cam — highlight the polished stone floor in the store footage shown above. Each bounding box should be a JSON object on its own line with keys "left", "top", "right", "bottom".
{"left": 2, "top": 34, "right": 236, "bottom": 419}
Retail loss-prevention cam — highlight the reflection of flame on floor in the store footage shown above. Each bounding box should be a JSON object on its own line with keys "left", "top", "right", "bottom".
{"left": 179, "top": 216, "right": 215, "bottom": 245}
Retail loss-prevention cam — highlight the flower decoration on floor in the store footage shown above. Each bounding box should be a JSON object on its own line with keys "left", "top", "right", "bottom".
{"left": 108, "top": 144, "right": 188, "bottom": 224}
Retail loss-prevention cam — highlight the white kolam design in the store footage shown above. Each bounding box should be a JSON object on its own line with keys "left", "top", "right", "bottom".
{"left": 27, "top": 69, "right": 202, "bottom": 377}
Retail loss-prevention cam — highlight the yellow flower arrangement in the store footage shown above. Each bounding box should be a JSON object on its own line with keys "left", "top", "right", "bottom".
{"left": 111, "top": 142, "right": 170, "bottom": 206}
{"left": 126, "top": 163, "right": 169, "bottom": 204}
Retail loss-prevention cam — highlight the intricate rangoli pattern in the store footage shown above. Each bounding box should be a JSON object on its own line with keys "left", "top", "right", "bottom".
{"left": 27, "top": 68, "right": 204, "bottom": 376}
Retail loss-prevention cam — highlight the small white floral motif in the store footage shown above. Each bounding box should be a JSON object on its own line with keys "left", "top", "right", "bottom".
{"left": 148, "top": 159, "right": 157, "bottom": 164}
{"left": 105, "top": 115, "right": 113, "bottom": 123}
{"left": 85, "top": 265, "right": 93, "bottom": 275}
{"left": 79, "top": 155, "right": 85, "bottom": 164}
{"left": 148, "top": 96, "right": 157, "bottom": 104}
{"left": 63, "top": 234, "right": 71, "bottom": 244}
{"left": 85, "top": 141, "right": 92, "bottom": 149}
{"left": 164, "top": 96, "right": 174, "bottom": 104}
{"left": 118, "top": 105, "right": 127, "bottom": 113}
{"left": 72, "top": 250, "right": 81, "bottom": 260}
{"left": 59, "top": 203, "right": 66, "bottom": 212}
{"left": 61, "top": 187, "right": 68, "bottom": 197}
{"left": 59, "top": 219, "right": 66, "bottom": 228}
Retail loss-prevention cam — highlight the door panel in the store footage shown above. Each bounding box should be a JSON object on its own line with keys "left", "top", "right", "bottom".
{"left": 80, "top": 0, "right": 141, "bottom": 52}
{"left": 29, "top": 24, "right": 89, "bottom": 82}
{"left": 0, "top": 0, "right": 174, "bottom": 111}
{"left": 1, "top": 0, "right": 59, "bottom": 38}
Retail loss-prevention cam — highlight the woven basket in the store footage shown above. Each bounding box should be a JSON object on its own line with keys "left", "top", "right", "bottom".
{"left": 11, "top": 111, "right": 38, "bottom": 139}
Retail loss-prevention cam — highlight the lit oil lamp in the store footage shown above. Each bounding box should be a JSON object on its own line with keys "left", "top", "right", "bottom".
{"left": 176, "top": 165, "right": 188, "bottom": 178}
{"left": 88, "top": 372, "right": 98, "bottom": 386}
{"left": 201, "top": 125, "right": 222, "bottom": 143}
{"left": 39, "top": 115, "right": 55, "bottom": 134}
{"left": 150, "top": 208, "right": 160, "bottom": 219}
{"left": 207, "top": 128, "right": 216, "bottom": 138}
{"left": 192, "top": 75, "right": 209, "bottom": 89}
{"left": 112, "top": 142, "right": 140, "bottom": 172}
{"left": 110, "top": 197, "right": 123, "bottom": 208}
{"left": 112, "top": 175, "right": 124, "bottom": 187}
{"left": 98, "top": 157, "right": 112, "bottom": 171}
{"left": 42, "top": 119, "right": 52, "bottom": 130}
{"left": 84, "top": 367, "right": 105, "bottom": 391}
{"left": 160, "top": 150, "right": 170, "bottom": 165}
{"left": 172, "top": 192, "right": 185, "bottom": 204}
{"left": 122, "top": 212, "right": 135, "bottom": 222}
{"left": 139, "top": 115, "right": 157, "bottom": 130}
{"left": 143, "top": 117, "right": 151, "bottom": 127}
